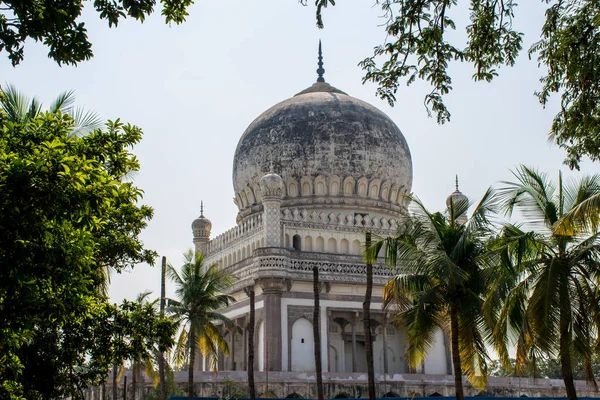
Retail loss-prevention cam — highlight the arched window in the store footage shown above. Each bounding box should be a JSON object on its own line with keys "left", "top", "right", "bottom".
{"left": 292, "top": 234, "right": 301, "bottom": 251}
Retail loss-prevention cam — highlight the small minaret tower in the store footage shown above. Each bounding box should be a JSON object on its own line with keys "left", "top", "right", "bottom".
{"left": 446, "top": 175, "right": 468, "bottom": 225}
{"left": 260, "top": 172, "right": 284, "bottom": 247}
{"left": 192, "top": 201, "right": 212, "bottom": 255}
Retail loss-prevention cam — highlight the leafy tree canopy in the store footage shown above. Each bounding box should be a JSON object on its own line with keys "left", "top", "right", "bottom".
{"left": 313, "top": 0, "right": 600, "bottom": 169}
{"left": 0, "top": 0, "right": 192, "bottom": 66}
{"left": 0, "top": 90, "right": 170, "bottom": 399}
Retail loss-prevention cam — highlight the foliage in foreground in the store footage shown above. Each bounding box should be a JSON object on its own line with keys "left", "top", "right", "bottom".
{"left": 312, "top": 0, "right": 600, "bottom": 169}
{"left": 0, "top": 90, "right": 173, "bottom": 399}
{"left": 1, "top": 0, "right": 194, "bottom": 66}
{"left": 167, "top": 251, "right": 235, "bottom": 400}
{"left": 484, "top": 166, "right": 600, "bottom": 400}
{"left": 368, "top": 191, "right": 497, "bottom": 400}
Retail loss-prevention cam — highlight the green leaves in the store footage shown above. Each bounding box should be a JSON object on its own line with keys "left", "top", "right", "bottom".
{"left": 167, "top": 251, "right": 235, "bottom": 374}
{"left": 0, "top": 91, "right": 155, "bottom": 398}
{"left": 532, "top": 0, "right": 600, "bottom": 169}
{"left": 2, "top": 0, "right": 194, "bottom": 65}
{"left": 353, "top": 0, "right": 521, "bottom": 124}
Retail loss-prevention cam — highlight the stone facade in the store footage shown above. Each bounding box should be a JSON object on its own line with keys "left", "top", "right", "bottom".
{"left": 191, "top": 75, "right": 453, "bottom": 380}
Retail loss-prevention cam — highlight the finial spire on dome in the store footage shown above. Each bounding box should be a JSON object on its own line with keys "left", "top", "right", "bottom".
{"left": 200, "top": 201, "right": 204, "bottom": 217}
{"left": 455, "top": 175, "right": 459, "bottom": 191}
{"left": 317, "top": 40, "right": 325, "bottom": 83}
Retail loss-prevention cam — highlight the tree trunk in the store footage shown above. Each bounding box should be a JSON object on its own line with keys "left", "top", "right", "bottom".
{"left": 450, "top": 303, "right": 465, "bottom": 400}
{"left": 113, "top": 364, "right": 118, "bottom": 400}
{"left": 159, "top": 256, "right": 167, "bottom": 400}
{"left": 560, "top": 289, "right": 578, "bottom": 400}
{"left": 363, "top": 232, "right": 376, "bottom": 400}
{"left": 188, "top": 332, "right": 195, "bottom": 400}
{"left": 313, "top": 266, "right": 324, "bottom": 400}
{"left": 248, "top": 288, "right": 256, "bottom": 400}
{"left": 131, "top": 362, "right": 137, "bottom": 400}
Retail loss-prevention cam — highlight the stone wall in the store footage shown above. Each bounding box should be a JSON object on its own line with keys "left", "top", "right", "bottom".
{"left": 97, "top": 371, "right": 600, "bottom": 400}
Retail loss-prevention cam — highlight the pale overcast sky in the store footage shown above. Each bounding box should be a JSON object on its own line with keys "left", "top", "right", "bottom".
{"left": 2, "top": 0, "right": 599, "bottom": 303}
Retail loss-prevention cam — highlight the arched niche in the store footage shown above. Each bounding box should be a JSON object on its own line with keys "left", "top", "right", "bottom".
{"left": 327, "top": 237, "right": 337, "bottom": 253}
{"left": 340, "top": 238, "right": 349, "bottom": 254}
{"left": 291, "top": 318, "right": 315, "bottom": 372}
{"left": 316, "top": 236, "right": 325, "bottom": 252}
{"left": 304, "top": 235, "right": 313, "bottom": 251}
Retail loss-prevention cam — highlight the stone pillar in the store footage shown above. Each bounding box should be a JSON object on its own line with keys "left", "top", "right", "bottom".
{"left": 231, "top": 329, "right": 236, "bottom": 370}
{"left": 258, "top": 278, "right": 287, "bottom": 371}
{"left": 243, "top": 322, "right": 248, "bottom": 371}
{"left": 382, "top": 321, "right": 389, "bottom": 374}
{"left": 352, "top": 312, "right": 358, "bottom": 373}
{"left": 259, "top": 173, "right": 284, "bottom": 247}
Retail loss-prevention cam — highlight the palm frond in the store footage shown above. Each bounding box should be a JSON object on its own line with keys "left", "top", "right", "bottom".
{"left": 70, "top": 106, "right": 104, "bottom": 137}
{"left": 48, "top": 90, "right": 75, "bottom": 114}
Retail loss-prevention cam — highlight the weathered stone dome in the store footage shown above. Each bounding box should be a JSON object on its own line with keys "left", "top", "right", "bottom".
{"left": 232, "top": 82, "right": 413, "bottom": 220}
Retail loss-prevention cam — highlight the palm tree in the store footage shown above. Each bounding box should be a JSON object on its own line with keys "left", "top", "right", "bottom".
{"left": 131, "top": 292, "right": 161, "bottom": 400}
{"left": 0, "top": 84, "right": 102, "bottom": 136}
{"left": 484, "top": 166, "right": 600, "bottom": 400}
{"left": 367, "top": 190, "right": 497, "bottom": 400}
{"left": 167, "top": 250, "right": 235, "bottom": 400}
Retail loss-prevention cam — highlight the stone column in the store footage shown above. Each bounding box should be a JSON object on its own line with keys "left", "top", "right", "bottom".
{"left": 382, "top": 321, "right": 389, "bottom": 374}
{"left": 243, "top": 322, "right": 248, "bottom": 371}
{"left": 259, "top": 173, "right": 284, "bottom": 247}
{"left": 231, "top": 329, "right": 236, "bottom": 370}
{"left": 258, "top": 277, "right": 287, "bottom": 371}
{"left": 352, "top": 312, "right": 358, "bottom": 373}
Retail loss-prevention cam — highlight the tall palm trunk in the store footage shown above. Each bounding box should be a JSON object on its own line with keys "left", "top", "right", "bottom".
{"left": 131, "top": 362, "right": 137, "bottom": 400}
{"left": 188, "top": 332, "right": 195, "bottom": 400}
{"left": 113, "top": 364, "right": 118, "bottom": 400}
{"left": 248, "top": 289, "right": 256, "bottom": 400}
{"left": 560, "top": 284, "right": 578, "bottom": 400}
{"left": 450, "top": 303, "right": 465, "bottom": 400}
{"left": 313, "top": 266, "right": 324, "bottom": 400}
{"left": 363, "top": 232, "right": 376, "bottom": 400}
{"left": 159, "top": 256, "right": 167, "bottom": 400}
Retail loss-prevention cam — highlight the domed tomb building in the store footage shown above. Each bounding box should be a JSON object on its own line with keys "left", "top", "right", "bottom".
{"left": 191, "top": 49, "right": 451, "bottom": 378}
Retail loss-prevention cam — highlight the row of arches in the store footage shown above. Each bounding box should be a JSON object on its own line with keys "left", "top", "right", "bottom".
{"left": 208, "top": 213, "right": 263, "bottom": 253}
{"left": 286, "top": 234, "right": 362, "bottom": 255}
{"left": 235, "top": 175, "right": 409, "bottom": 210}
{"left": 217, "top": 237, "right": 264, "bottom": 269}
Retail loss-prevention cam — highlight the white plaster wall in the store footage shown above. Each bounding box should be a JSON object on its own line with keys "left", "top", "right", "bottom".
{"left": 281, "top": 298, "right": 383, "bottom": 372}
{"left": 423, "top": 328, "right": 447, "bottom": 375}
{"left": 291, "top": 318, "right": 315, "bottom": 371}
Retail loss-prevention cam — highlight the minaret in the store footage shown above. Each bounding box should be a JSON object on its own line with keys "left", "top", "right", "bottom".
{"left": 192, "top": 201, "right": 212, "bottom": 255}
{"left": 446, "top": 175, "right": 468, "bottom": 225}
{"left": 260, "top": 173, "right": 284, "bottom": 247}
